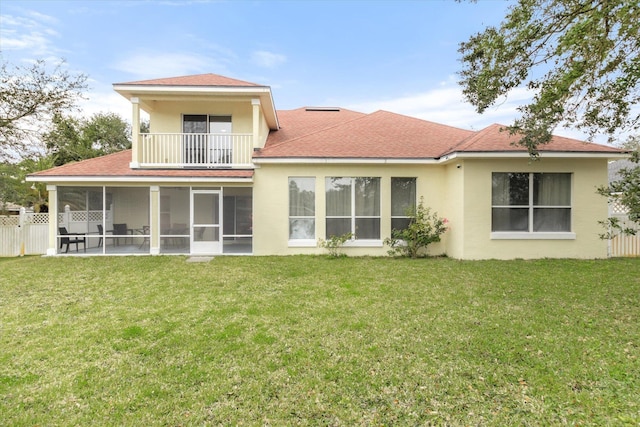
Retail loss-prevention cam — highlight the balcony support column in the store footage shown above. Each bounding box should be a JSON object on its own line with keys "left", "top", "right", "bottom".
{"left": 130, "top": 97, "right": 140, "bottom": 168}
{"left": 252, "top": 98, "right": 260, "bottom": 149}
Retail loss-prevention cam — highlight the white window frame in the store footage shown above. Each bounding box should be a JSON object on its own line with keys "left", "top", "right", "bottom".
{"left": 325, "top": 177, "right": 382, "bottom": 245}
{"left": 491, "top": 172, "right": 575, "bottom": 240}
{"left": 391, "top": 177, "right": 417, "bottom": 233}
{"left": 288, "top": 177, "right": 316, "bottom": 247}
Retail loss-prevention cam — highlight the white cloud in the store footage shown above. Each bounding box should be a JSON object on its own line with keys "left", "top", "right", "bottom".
{"left": 251, "top": 50, "right": 286, "bottom": 69}
{"left": 346, "top": 84, "right": 532, "bottom": 130}
{"left": 0, "top": 13, "right": 61, "bottom": 57}
{"left": 344, "top": 81, "right": 605, "bottom": 142}
{"left": 80, "top": 91, "right": 133, "bottom": 120}
{"left": 111, "top": 52, "right": 227, "bottom": 79}
{"left": 25, "top": 10, "right": 59, "bottom": 25}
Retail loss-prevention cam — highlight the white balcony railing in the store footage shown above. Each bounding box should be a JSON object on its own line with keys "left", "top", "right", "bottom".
{"left": 138, "top": 133, "right": 254, "bottom": 168}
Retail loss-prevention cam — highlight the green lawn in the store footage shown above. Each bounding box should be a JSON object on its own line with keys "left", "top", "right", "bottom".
{"left": 1, "top": 256, "right": 639, "bottom": 425}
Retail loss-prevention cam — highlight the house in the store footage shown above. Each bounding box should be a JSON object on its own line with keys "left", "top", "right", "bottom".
{"left": 27, "top": 73, "right": 628, "bottom": 259}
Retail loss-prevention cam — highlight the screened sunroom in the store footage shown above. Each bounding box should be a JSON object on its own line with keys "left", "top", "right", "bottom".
{"left": 55, "top": 186, "right": 252, "bottom": 255}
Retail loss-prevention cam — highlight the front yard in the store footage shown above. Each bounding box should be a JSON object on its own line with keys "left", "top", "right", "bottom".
{"left": 1, "top": 256, "right": 638, "bottom": 425}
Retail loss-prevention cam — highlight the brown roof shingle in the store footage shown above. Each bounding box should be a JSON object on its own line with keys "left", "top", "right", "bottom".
{"left": 260, "top": 111, "right": 623, "bottom": 159}
{"left": 446, "top": 123, "right": 621, "bottom": 155}
{"left": 31, "top": 150, "right": 253, "bottom": 179}
{"left": 114, "top": 73, "right": 262, "bottom": 88}
{"left": 259, "top": 110, "right": 475, "bottom": 159}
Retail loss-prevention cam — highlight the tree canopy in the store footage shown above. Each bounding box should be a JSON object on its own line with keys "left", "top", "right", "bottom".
{"left": 0, "top": 59, "right": 87, "bottom": 161}
{"left": 597, "top": 136, "right": 640, "bottom": 234}
{"left": 44, "top": 112, "right": 131, "bottom": 166}
{"left": 458, "top": 0, "right": 640, "bottom": 153}
{"left": 0, "top": 156, "right": 54, "bottom": 214}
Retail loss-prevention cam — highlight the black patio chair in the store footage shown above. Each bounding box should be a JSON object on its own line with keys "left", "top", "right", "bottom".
{"left": 112, "top": 223, "right": 133, "bottom": 246}
{"left": 59, "top": 227, "right": 86, "bottom": 253}
{"left": 97, "top": 224, "right": 113, "bottom": 247}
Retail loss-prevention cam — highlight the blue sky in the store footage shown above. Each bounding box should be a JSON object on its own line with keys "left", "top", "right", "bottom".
{"left": 1, "top": 0, "right": 589, "bottom": 139}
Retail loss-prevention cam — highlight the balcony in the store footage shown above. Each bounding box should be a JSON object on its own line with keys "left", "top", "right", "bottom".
{"left": 137, "top": 133, "right": 254, "bottom": 168}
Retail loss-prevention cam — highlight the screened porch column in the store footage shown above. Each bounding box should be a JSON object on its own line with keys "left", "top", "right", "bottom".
{"left": 46, "top": 185, "right": 57, "bottom": 256}
{"left": 252, "top": 98, "right": 260, "bottom": 149}
{"left": 150, "top": 185, "right": 160, "bottom": 255}
{"left": 130, "top": 97, "right": 140, "bottom": 168}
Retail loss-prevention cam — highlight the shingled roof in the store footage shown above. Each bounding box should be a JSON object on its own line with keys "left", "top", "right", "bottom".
{"left": 445, "top": 123, "right": 621, "bottom": 155}
{"left": 114, "top": 73, "right": 262, "bottom": 88}
{"left": 30, "top": 150, "right": 253, "bottom": 179}
{"left": 259, "top": 110, "right": 623, "bottom": 159}
{"left": 259, "top": 109, "right": 474, "bottom": 159}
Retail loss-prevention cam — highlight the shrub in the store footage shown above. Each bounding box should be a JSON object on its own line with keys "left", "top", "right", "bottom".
{"left": 318, "top": 232, "right": 353, "bottom": 258}
{"left": 384, "top": 197, "right": 448, "bottom": 258}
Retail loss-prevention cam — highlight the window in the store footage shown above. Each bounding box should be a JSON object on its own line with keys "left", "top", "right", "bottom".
{"left": 289, "top": 178, "right": 315, "bottom": 240}
{"left": 391, "top": 177, "right": 416, "bottom": 231}
{"left": 326, "top": 177, "right": 380, "bottom": 239}
{"left": 492, "top": 173, "right": 571, "bottom": 233}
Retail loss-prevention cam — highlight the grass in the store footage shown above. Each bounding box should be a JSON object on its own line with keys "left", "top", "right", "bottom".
{"left": 1, "top": 255, "right": 639, "bottom": 426}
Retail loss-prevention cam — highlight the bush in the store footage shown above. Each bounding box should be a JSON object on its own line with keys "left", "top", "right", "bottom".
{"left": 318, "top": 232, "right": 353, "bottom": 258}
{"left": 384, "top": 198, "right": 448, "bottom": 258}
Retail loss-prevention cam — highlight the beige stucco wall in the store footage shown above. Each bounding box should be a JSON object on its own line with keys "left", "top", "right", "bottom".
{"left": 459, "top": 157, "right": 610, "bottom": 259}
{"left": 252, "top": 163, "right": 450, "bottom": 256}
{"left": 147, "top": 100, "right": 255, "bottom": 134}
{"left": 253, "top": 158, "right": 611, "bottom": 259}
{"left": 442, "top": 162, "right": 466, "bottom": 259}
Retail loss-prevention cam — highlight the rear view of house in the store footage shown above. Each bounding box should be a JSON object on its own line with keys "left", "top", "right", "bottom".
{"left": 28, "top": 73, "right": 627, "bottom": 259}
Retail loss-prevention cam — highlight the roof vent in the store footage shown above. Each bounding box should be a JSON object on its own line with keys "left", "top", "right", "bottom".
{"left": 305, "top": 107, "right": 340, "bottom": 112}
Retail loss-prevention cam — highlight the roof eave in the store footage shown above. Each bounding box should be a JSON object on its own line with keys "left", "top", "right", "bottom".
{"left": 253, "top": 157, "right": 441, "bottom": 164}
{"left": 112, "top": 84, "right": 279, "bottom": 130}
{"left": 439, "top": 151, "right": 629, "bottom": 162}
{"left": 26, "top": 175, "right": 254, "bottom": 184}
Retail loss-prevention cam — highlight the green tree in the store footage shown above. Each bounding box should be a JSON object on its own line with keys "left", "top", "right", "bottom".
{"left": 0, "top": 156, "right": 54, "bottom": 214}
{"left": 43, "top": 113, "right": 88, "bottom": 166}
{"left": 0, "top": 59, "right": 87, "bottom": 161}
{"left": 83, "top": 112, "right": 132, "bottom": 155}
{"left": 458, "top": 0, "right": 640, "bottom": 154}
{"left": 44, "top": 112, "right": 131, "bottom": 166}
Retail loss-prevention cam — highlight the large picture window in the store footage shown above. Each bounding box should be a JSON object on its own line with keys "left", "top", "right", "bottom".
{"left": 492, "top": 173, "right": 571, "bottom": 233}
{"left": 326, "top": 177, "right": 380, "bottom": 239}
{"left": 289, "top": 177, "right": 315, "bottom": 240}
{"left": 391, "top": 177, "right": 416, "bottom": 231}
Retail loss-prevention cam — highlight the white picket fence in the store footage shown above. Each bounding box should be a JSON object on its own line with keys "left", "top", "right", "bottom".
{"left": 0, "top": 210, "right": 49, "bottom": 256}
{"left": 1, "top": 207, "right": 113, "bottom": 257}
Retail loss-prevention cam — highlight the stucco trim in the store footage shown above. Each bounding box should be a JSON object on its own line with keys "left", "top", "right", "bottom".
{"left": 490, "top": 232, "right": 577, "bottom": 240}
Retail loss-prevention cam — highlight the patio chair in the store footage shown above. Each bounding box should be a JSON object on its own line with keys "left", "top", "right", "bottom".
{"left": 112, "top": 223, "right": 133, "bottom": 246}
{"left": 96, "top": 224, "right": 113, "bottom": 247}
{"left": 59, "top": 227, "right": 86, "bottom": 253}
{"left": 138, "top": 225, "right": 150, "bottom": 249}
